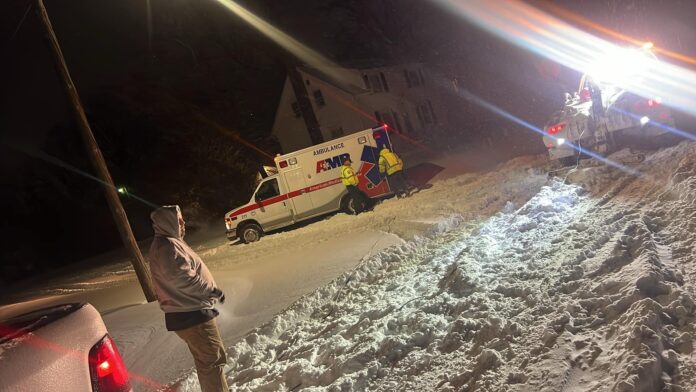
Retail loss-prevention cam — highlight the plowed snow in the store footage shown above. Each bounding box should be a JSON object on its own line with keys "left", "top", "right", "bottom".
{"left": 179, "top": 143, "right": 696, "bottom": 392}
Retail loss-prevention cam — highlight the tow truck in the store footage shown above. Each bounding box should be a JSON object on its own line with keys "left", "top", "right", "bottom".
{"left": 543, "top": 44, "right": 676, "bottom": 165}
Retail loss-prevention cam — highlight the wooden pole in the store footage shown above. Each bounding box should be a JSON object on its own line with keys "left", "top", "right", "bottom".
{"left": 35, "top": 0, "right": 157, "bottom": 302}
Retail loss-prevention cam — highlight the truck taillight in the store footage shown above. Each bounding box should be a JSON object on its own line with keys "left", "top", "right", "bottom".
{"left": 647, "top": 99, "right": 660, "bottom": 108}
{"left": 89, "top": 335, "right": 130, "bottom": 392}
{"left": 547, "top": 123, "right": 566, "bottom": 135}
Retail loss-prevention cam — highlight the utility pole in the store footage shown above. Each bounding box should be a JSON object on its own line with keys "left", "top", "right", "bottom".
{"left": 35, "top": 0, "right": 157, "bottom": 302}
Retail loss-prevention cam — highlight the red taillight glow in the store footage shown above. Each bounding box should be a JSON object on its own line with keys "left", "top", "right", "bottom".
{"left": 278, "top": 160, "right": 288, "bottom": 168}
{"left": 647, "top": 99, "right": 659, "bottom": 108}
{"left": 89, "top": 335, "right": 130, "bottom": 392}
{"left": 547, "top": 123, "right": 566, "bottom": 135}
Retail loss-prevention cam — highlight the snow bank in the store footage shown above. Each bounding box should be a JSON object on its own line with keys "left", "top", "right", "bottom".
{"left": 214, "top": 142, "right": 696, "bottom": 392}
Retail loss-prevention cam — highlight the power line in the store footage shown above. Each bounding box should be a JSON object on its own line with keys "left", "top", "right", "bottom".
{"left": 5, "top": 1, "right": 32, "bottom": 46}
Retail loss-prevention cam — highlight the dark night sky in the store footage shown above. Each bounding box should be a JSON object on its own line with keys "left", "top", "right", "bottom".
{"left": 1, "top": 0, "right": 695, "bottom": 285}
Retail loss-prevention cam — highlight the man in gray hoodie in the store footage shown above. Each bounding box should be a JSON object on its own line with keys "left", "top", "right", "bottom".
{"left": 149, "top": 205, "right": 229, "bottom": 392}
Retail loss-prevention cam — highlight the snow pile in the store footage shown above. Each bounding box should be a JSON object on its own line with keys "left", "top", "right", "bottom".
{"left": 198, "top": 154, "right": 548, "bottom": 273}
{"left": 212, "top": 179, "right": 587, "bottom": 391}
{"left": 213, "top": 142, "right": 696, "bottom": 392}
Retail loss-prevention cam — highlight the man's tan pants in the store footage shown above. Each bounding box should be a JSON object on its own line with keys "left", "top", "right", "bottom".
{"left": 175, "top": 319, "right": 229, "bottom": 392}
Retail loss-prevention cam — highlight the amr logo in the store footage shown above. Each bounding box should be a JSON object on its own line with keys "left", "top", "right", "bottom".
{"left": 316, "top": 153, "right": 350, "bottom": 173}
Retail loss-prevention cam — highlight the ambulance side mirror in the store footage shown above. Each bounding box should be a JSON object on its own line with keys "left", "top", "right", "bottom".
{"left": 254, "top": 194, "right": 261, "bottom": 204}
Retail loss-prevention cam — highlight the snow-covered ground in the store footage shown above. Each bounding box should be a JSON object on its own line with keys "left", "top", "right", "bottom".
{"left": 200, "top": 142, "right": 696, "bottom": 391}
{"left": 4, "top": 142, "right": 696, "bottom": 392}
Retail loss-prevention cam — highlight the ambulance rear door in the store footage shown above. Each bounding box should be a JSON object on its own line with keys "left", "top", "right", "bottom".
{"left": 357, "top": 126, "right": 392, "bottom": 197}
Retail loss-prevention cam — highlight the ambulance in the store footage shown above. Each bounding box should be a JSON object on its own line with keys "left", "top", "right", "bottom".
{"left": 224, "top": 126, "right": 395, "bottom": 243}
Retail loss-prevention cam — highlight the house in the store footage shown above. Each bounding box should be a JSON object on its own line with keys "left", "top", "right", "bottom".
{"left": 271, "top": 62, "right": 449, "bottom": 155}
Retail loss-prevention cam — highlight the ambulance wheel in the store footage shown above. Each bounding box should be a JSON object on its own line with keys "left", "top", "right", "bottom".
{"left": 342, "top": 195, "right": 361, "bottom": 215}
{"left": 239, "top": 223, "right": 263, "bottom": 243}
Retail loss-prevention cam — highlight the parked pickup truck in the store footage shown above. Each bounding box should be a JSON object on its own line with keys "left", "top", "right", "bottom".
{"left": 0, "top": 303, "right": 132, "bottom": 392}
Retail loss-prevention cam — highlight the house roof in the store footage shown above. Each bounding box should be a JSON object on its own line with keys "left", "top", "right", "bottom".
{"left": 296, "top": 65, "right": 369, "bottom": 95}
{"left": 339, "top": 58, "right": 423, "bottom": 70}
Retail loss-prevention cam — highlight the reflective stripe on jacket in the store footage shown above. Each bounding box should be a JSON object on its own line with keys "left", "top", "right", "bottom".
{"left": 341, "top": 165, "right": 359, "bottom": 186}
{"left": 378, "top": 149, "right": 404, "bottom": 175}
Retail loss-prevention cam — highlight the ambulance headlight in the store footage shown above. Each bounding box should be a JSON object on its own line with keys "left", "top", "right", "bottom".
{"left": 557, "top": 138, "right": 566, "bottom": 146}
{"left": 640, "top": 116, "right": 650, "bottom": 126}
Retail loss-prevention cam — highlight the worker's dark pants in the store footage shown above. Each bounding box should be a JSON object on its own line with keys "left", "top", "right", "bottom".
{"left": 346, "top": 185, "right": 367, "bottom": 214}
{"left": 387, "top": 171, "right": 409, "bottom": 197}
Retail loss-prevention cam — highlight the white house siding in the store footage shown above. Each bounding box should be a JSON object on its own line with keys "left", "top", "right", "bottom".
{"left": 272, "top": 64, "right": 450, "bottom": 156}
{"left": 271, "top": 78, "right": 313, "bottom": 153}
{"left": 297, "top": 70, "right": 370, "bottom": 143}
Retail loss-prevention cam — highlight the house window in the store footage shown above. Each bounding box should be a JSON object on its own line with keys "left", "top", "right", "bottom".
{"left": 403, "top": 113, "right": 415, "bottom": 133}
{"left": 369, "top": 74, "right": 383, "bottom": 93}
{"left": 290, "top": 101, "right": 301, "bottom": 118}
{"left": 379, "top": 72, "right": 390, "bottom": 92}
{"left": 427, "top": 100, "right": 437, "bottom": 123}
{"left": 362, "top": 74, "right": 370, "bottom": 89}
{"left": 416, "top": 101, "right": 436, "bottom": 126}
{"left": 391, "top": 111, "right": 403, "bottom": 132}
{"left": 404, "top": 69, "right": 422, "bottom": 88}
{"left": 313, "top": 89, "right": 325, "bottom": 107}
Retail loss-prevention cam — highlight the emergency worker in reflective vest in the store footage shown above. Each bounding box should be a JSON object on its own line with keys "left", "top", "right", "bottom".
{"left": 378, "top": 146, "right": 409, "bottom": 198}
{"left": 340, "top": 157, "right": 367, "bottom": 214}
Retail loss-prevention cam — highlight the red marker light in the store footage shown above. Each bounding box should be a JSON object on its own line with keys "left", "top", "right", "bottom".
{"left": 279, "top": 160, "right": 289, "bottom": 168}
{"left": 547, "top": 123, "right": 566, "bottom": 135}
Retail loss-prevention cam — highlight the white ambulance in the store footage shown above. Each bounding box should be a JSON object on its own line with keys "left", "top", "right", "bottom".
{"left": 224, "top": 126, "right": 395, "bottom": 243}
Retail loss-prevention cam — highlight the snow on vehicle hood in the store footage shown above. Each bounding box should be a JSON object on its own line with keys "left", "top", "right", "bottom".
{"left": 151, "top": 205, "right": 182, "bottom": 239}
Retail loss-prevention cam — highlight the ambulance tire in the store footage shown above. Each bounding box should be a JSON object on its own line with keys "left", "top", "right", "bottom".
{"left": 342, "top": 194, "right": 363, "bottom": 215}
{"left": 239, "top": 223, "right": 263, "bottom": 243}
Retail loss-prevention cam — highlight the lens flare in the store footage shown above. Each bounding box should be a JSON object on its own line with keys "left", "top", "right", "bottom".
{"left": 213, "top": 0, "right": 359, "bottom": 89}
{"left": 432, "top": 0, "right": 696, "bottom": 117}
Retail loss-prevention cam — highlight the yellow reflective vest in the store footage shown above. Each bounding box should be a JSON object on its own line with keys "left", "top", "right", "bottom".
{"left": 341, "top": 165, "right": 358, "bottom": 186}
{"left": 378, "top": 149, "right": 404, "bottom": 175}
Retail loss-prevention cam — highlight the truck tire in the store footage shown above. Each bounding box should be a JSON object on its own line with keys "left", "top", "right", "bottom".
{"left": 239, "top": 223, "right": 263, "bottom": 243}
{"left": 559, "top": 155, "right": 578, "bottom": 167}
